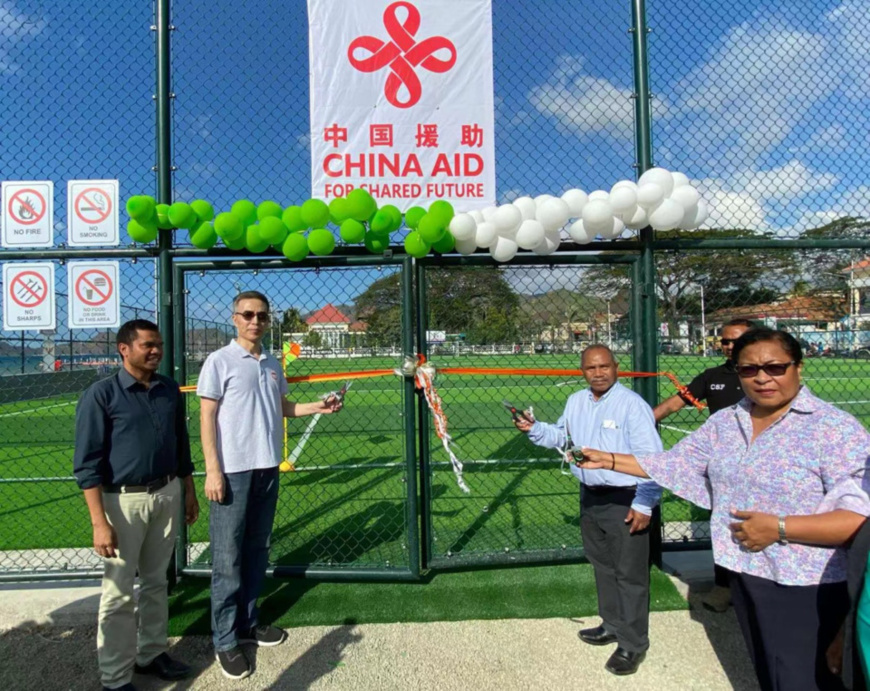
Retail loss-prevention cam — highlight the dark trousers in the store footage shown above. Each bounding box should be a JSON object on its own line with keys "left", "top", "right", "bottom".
{"left": 580, "top": 485, "right": 650, "bottom": 653}
{"left": 731, "top": 572, "right": 848, "bottom": 691}
{"left": 714, "top": 564, "right": 731, "bottom": 588}
{"left": 210, "top": 467, "right": 280, "bottom": 652}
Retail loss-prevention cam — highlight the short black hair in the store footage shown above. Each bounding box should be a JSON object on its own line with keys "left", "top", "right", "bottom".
{"left": 116, "top": 319, "right": 160, "bottom": 347}
{"left": 233, "top": 291, "right": 270, "bottom": 312}
{"left": 731, "top": 327, "right": 803, "bottom": 366}
{"left": 722, "top": 318, "right": 756, "bottom": 331}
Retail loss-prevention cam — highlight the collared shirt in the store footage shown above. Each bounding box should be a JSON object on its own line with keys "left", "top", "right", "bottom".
{"left": 73, "top": 368, "right": 193, "bottom": 489}
{"left": 196, "top": 340, "right": 288, "bottom": 473}
{"left": 527, "top": 381, "right": 663, "bottom": 515}
{"left": 637, "top": 386, "right": 870, "bottom": 586}
{"left": 683, "top": 360, "right": 745, "bottom": 414}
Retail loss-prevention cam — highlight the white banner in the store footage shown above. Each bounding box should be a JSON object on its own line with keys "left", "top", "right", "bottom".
{"left": 308, "top": 0, "right": 495, "bottom": 211}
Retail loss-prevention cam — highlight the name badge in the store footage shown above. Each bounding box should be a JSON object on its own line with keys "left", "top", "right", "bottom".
{"left": 602, "top": 419, "right": 619, "bottom": 430}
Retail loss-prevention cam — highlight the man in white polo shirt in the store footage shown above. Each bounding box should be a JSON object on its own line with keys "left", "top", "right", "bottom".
{"left": 197, "top": 291, "right": 342, "bottom": 680}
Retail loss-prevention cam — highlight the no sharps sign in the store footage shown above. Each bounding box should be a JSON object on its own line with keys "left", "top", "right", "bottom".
{"left": 68, "top": 261, "right": 120, "bottom": 329}
{"left": 67, "top": 180, "right": 119, "bottom": 246}
{"left": 2, "top": 262, "right": 56, "bottom": 330}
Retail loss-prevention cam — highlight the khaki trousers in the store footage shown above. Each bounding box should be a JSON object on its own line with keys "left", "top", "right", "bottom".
{"left": 97, "top": 478, "right": 180, "bottom": 689}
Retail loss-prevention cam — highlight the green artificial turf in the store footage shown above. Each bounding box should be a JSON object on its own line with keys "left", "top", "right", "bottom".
{"left": 167, "top": 562, "right": 687, "bottom": 636}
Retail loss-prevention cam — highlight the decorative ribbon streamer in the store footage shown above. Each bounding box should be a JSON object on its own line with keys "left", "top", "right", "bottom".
{"left": 347, "top": 1, "right": 457, "bottom": 108}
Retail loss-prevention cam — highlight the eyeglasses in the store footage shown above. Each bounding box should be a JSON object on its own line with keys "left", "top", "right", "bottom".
{"left": 720, "top": 338, "right": 737, "bottom": 345}
{"left": 234, "top": 311, "right": 270, "bottom": 322}
{"left": 735, "top": 361, "right": 796, "bottom": 378}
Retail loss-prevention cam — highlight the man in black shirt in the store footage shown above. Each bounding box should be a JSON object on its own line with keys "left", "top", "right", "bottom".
{"left": 653, "top": 318, "right": 755, "bottom": 613}
{"left": 74, "top": 320, "right": 199, "bottom": 691}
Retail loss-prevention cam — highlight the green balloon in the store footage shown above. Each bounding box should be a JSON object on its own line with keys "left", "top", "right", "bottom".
{"left": 126, "top": 195, "right": 156, "bottom": 221}
{"left": 257, "top": 200, "right": 283, "bottom": 220}
{"left": 127, "top": 219, "right": 158, "bottom": 244}
{"left": 382, "top": 204, "right": 403, "bottom": 232}
{"left": 231, "top": 199, "right": 258, "bottom": 226}
{"left": 223, "top": 232, "right": 247, "bottom": 250}
{"left": 282, "top": 205, "right": 306, "bottom": 232}
{"left": 168, "top": 202, "right": 196, "bottom": 229}
{"left": 245, "top": 225, "right": 271, "bottom": 253}
{"left": 214, "top": 212, "right": 244, "bottom": 240}
{"left": 347, "top": 188, "right": 377, "bottom": 222}
{"left": 369, "top": 209, "right": 392, "bottom": 234}
{"left": 300, "top": 199, "right": 330, "bottom": 228}
{"left": 364, "top": 231, "right": 390, "bottom": 254}
{"left": 155, "top": 203, "right": 173, "bottom": 229}
{"left": 404, "top": 231, "right": 431, "bottom": 258}
{"left": 417, "top": 213, "right": 445, "bottom": 244}
{"left": 307, "top": 228, "right": 336, "bottom": 256}
{"left": 190, "top": 199, "right": 215, "bottom": 223}
{"left": 404, "top": 206, "right": 426, "bottom": 229}
{"left": 259, "top": 216, "right": 288, "bottom": 244}
{"left": 190, "top": 221, "right": 218, "bottom": 249}
{"left": 432, "top": 232, "right": 456, "bottom": 254}
{"left": 429, "top": 200, "right": 455, "bottom": 226}
{"left": 340, "top": 219, "right": 366, "bottom": 244}
{"left": 329, "top": 197, "right": 351, "bottom": 224}
{"left": 282, "top": 232, "right": 309, "bottom": 261}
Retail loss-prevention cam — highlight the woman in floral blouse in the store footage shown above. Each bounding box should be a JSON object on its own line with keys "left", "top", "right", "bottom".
{"left": 577, "top": 327, "right": 870, "bottom": 691}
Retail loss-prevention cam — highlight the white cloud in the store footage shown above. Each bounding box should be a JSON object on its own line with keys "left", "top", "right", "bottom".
{"left": 827, "top": 0, "right": 870, "bottom": 100}
{"left": 730, "top": 160, "right": 839, "bottom": 202}
{"left": 703, "top": 190, "right": 767, "bottom": 230}
{"left": 790, "top": 125, "right": 848, "bottom": 156}
{"left": 0, "top": 0, "right": 46, "bottom": 75}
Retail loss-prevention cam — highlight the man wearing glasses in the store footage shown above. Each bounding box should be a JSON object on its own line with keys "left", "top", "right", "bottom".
{"left": 653, "top": 317, "right": 755, "bottom": 613}
{"left": 197, "top": 291, "right": 343, "bottom": 680}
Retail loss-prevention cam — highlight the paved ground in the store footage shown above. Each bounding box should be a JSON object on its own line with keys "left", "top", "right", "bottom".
{"left": 0, "top": 552, "right": 760, "bottom": 690}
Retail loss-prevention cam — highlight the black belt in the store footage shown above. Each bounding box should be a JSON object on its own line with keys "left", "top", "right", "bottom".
{"left": 103, "top": 474, "right": 176, "bottom": 494}
{"left": 583, "top": 484, "right": 636, "bottom": 495}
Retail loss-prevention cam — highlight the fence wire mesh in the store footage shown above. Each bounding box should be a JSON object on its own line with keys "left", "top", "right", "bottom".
{"left": 180, "top": 263, "right": 413, "bottom": 572}
{"left": 0, "top": 259, "right": 157, "bottom": 576}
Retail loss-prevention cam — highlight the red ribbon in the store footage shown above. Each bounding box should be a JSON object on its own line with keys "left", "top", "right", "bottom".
{"left": 348, "top": 1, "right": 457, "bottom": 109}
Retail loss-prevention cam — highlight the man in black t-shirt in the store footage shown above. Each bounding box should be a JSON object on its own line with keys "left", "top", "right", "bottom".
{"left": 653, "top": 318, "right": 755, "bottom": 613}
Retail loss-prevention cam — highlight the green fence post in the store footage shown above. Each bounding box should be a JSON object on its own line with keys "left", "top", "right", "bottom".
{"left": 173, "top": 263, "right": 189, "bottom": 575}
{"left": 401, "top": 256, "right": 421, "bottom": 578}
{"left": 415, "top": 260, "right": 433, "bottom": 569}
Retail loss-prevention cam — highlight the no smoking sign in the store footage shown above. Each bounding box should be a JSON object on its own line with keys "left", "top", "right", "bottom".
{"left": 2, "top": 262, "right": 56, "bottom": 330}
{"left": 68, "top": 262, "right": 120, "bottom": 329}
{"left": 67, "top": 180, "right": 119, "bottom": 246}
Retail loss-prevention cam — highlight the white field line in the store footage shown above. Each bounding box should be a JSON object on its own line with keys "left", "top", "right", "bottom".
{"left": 660, "top": 424, "right": 692, "bottom": 435}
{"left": 0, "top": 401, "right": 76, "bottom": 417}
{"left": 286, "top": 413, "right": 322, "bottom": 466}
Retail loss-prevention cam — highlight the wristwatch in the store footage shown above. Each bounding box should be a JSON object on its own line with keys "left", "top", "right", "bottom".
{"left": 777, "top": 516, "right": 788, "bottom": 545}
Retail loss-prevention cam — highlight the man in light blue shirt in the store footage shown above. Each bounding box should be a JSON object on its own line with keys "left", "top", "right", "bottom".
{"left": 515, "top": 344, "right": 662, "bottom": 676}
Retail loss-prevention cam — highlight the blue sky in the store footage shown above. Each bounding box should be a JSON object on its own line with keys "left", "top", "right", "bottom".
{"left": 1, "top": 0, "right": 868, "bottom": 327}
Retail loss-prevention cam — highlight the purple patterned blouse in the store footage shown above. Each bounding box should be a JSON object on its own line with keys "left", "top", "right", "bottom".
{"left": 638, "top": 386, "right": 870, "bottom": 586}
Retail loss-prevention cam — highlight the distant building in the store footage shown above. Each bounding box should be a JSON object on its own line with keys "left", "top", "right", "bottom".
{"left": 303, "top": 304, "right": 367, "bottom": 349}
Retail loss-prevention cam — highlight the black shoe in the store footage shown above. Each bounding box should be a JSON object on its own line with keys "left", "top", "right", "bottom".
{"left": 216, "top": 646, "right": 251, "bottom": 680}
{"left": 239, "top": 624, "right": 288, "bottom": 647}
{"left": 605, "top": 647, "right": 646, "bottom": 676}
{"left": 134, "top": 652, "right": 191, "bottom": 681}
{"left": 102, "top": 685, "right": 136, "bottom": 691}
{"left": 578, "top": 625, "right": 618, "bottom": 646}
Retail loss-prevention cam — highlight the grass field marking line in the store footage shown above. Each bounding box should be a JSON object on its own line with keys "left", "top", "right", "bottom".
{"left": 660, "top": 424, "right": 691, "bottom": 436}
{"left": 0, "top": 401, "right": 76, "bottom": 418}
{"left": 555, "top": 380, "right": 579, "bottom": 388}
{"left": 835, "top": 400, "right": 870, "bottom": 405}
{"left": 286, "top": 413, "right": 322, "bottom": 466}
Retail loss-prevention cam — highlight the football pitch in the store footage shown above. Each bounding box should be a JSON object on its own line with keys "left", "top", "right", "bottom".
{"left": 2, "top": 354, "right": 869, "bottom": 570}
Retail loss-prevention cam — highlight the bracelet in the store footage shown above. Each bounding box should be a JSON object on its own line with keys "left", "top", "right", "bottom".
{"left": 778, "top": 516, "right": 788, "bottom": 545}
{"left": 610, "top": 452, "right": 616, "bottom": 470}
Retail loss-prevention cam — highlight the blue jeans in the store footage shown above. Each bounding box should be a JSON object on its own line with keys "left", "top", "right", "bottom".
{"left": 209, "top": 467, "right": 280, "bottom": 652}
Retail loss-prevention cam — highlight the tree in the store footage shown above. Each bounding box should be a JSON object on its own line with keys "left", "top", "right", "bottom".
{"left": 280, "top": 308, "right": 308, "bottom": 335}
{"left": 353, "top": 273, "right": 403, "bottom": 347}
{"left": 303, "top": 330, "right": 323, "bottom": 348}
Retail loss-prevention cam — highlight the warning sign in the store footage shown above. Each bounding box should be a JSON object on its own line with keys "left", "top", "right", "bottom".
{"left": 1, "top": 181, "right": 54, "bottom": 247}
{"left": 67, "top": 180, "right": 119, "bottom": 246}
{"left": 68, "top": 262, "right": 120, "bottom": 329}
{"left": 2, "top": 262, "right": 56, "bottom": 330}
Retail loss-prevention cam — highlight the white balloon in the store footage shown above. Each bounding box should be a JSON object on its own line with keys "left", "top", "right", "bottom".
{"left": 600, "top": 216, "right": 626, "bottom": 240}
{"left": 648, "top": 198, "right": 685, "bottom": 230}
{"left": 610, "top": 179, "right": 638, "bottom": 195}
{"left": 481, "top": 205, "right": 498, "bottom": 221}
{"left": 469, "top": 209, "right": 485, "bottom": 223}
{"left": 638, "top": 167, "right": 674, "bottom": 197}
{"left": 582, "top": 199, "right": 613, "bottom": 226}
{"left": 561, "top": 188, "right": 588, "bottom": 216}
{"left": 512, "top": 196, "right": 537, "bottom": 221}
{"left": 610, "top": 187, "right": 638, "bottom": 214}
{"left": 636, "top": 182, "right": 665, "bottom": 209}
{"left": 671, "top": 171, "right": 690, "bottom": 189}
{"left": 493, "top": 204, "right": 522, "bottom": 235}
{"left": 515, "top": 219, "right": 546, "bottom": 250}
{"left": 536, "top": 198, "right": 571, "bottom": 232}
{"left": 448, "top": 213, "right": 477, "bottom": 241}
{"left": 588, "top": 189, "right": 610, "bottom": 202}
{"left": 474, "top": 221, "right": 498, "bottom": 248}
{"left": 455, "top": 236, "right": 478, "bottom": 255}
{"left": 669, "top": 185, "right": 700, "bottom": 210}
{"left": 681, "top": 199, "right": 709, "bottom": 229}
{"left": 532, "top": 229, "right": 561, "bottom": 255}
{"left": 568, "top": 219, "right": 593, "bottom": 244}
{"left": 533, "top": 194, "right": 554, "bottom": 208}
{"left": 490, "top": 235, "right": 518, "bottom": 262}
{"left": 623, "top": 205, "right": 649, "bottom": 229}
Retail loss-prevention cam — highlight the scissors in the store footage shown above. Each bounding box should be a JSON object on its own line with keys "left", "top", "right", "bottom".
{"left": 322, "top": 380, "right": 352, "bottom": 404}
{"left": 503, "top": 399, "right": 533, "bottom": 423}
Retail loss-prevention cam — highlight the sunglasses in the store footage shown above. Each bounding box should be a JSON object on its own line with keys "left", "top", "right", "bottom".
{"left": 720, "top": 338, "right": 737, "bottom": 345}
{"left": 234, "top": 310, "right": 270, "bottom": 322}
{"left": 735, "top": 361, "right": 796, "bottom": 378}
